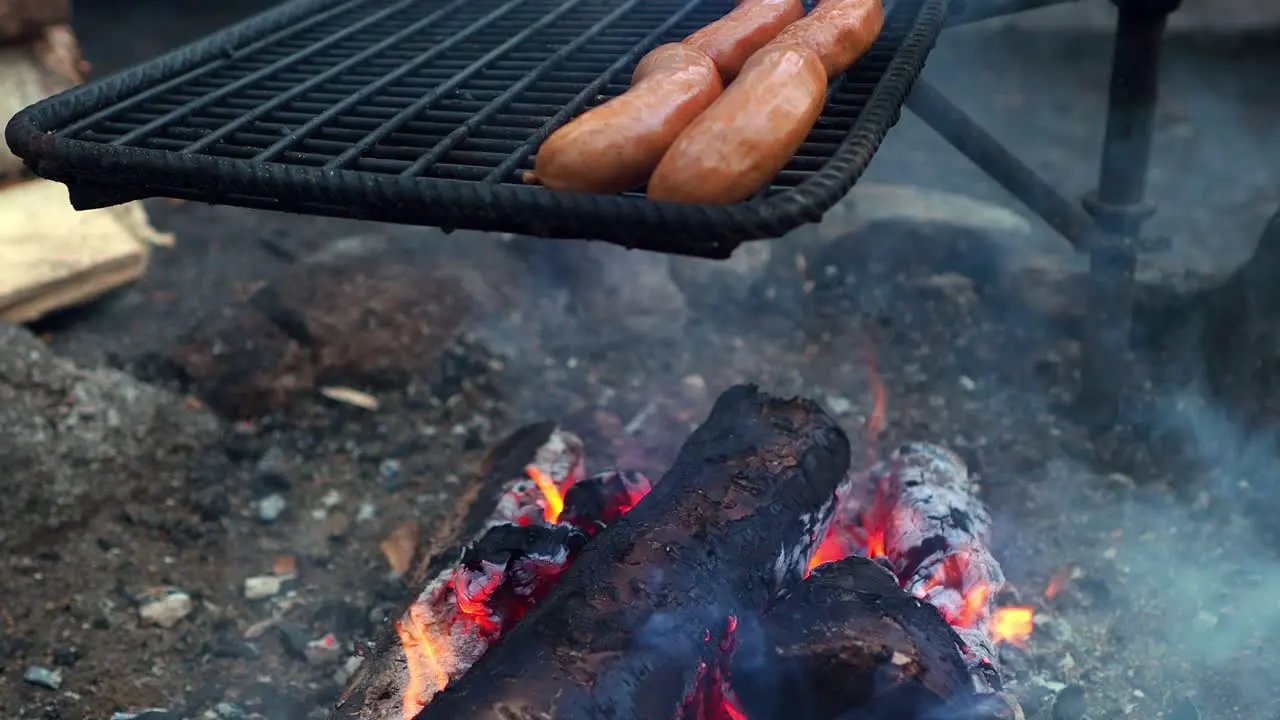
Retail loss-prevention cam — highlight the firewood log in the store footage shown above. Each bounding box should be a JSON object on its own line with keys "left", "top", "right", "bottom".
{"left": 417, "top": 384, "right": 852, "bottom": 720}
{"left": 0, "top": 0, "right": 70, "bottom": 43}
{"left": 0, "top": 24, "right": 85, "bottom": 181}
{"left": 332, "top": 421, "right": 583, "bottom": 720}
{"left": 731, "top": 556, "right": 978, "bottom": 720}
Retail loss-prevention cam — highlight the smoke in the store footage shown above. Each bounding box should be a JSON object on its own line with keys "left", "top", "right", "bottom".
{"left": 1103, "top": 389, "right": 1280, "bottom": 709}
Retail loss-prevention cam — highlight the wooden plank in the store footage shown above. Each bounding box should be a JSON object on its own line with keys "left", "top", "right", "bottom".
{"left": 0, "top": 0, "right": 70, "bottom": 42}
{"left": 0, "top": 179, "right": 166, "bottom": 323}
{"left": 1, "top": 25, "right": 84, "bottom": 181}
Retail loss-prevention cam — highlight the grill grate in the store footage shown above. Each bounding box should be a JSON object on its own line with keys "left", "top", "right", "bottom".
{"left": 6, "top": 0, "right": 949, "bottom": 257}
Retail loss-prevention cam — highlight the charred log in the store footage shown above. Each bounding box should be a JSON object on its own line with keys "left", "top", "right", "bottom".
{"left": 559, "top": 468, "right": 652, "bottom": 536}
{"left": 417, "top": 384, "right": 852, "bottom": 720}
{"left": 731, "top": 557, "right": 976, "bottom": 720}
{"left": 332, "top": 422, "right": 583, "bottom": 720}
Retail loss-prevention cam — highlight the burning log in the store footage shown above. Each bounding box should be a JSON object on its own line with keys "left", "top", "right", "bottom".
{"left": 558, "top": 468, "right": 652, "bottom": 536}
{"left": 809, "top": 443, "right": 1011, "bottom": 691}
{"left": 416, "top": 384, "right": 852, "bottom": 720}
{"left": 730, "top": 556, "right": 976, "bottom": 720}
{"left": 332, "top": 421, "right": 585, "bottom": 720}
{"left": 396, "top": 522, "right": 589, "bottom": 716}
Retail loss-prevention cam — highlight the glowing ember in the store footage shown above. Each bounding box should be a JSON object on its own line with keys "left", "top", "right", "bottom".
{"left": 1044, "top": 565, "right": 1072, "bottom": 601}
{"left": 524, "top": 464, "right": 564, "bottom": 523}
{"left": 990, "top": 606, "right": 1035, "bottom": 646}
{"left": 380, "top": 374, "right": 1014, "bottom": 718}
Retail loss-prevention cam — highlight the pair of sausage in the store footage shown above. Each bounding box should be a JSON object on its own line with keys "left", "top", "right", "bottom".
{"left": 533, "top": 0, "right": 884, "bottom": 204}
{"left": 649, "top": 0, "right": 884, "bottom": 204}
{"left": 532, "top": 0, "right": 801, "bottom": 194}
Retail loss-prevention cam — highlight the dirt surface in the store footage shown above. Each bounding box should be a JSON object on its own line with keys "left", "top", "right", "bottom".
{"left": 2, "top": 2, "right": 1278, "bottom": 720}
{"left": 6, "top": 207, "right": 1280, "bottom": 720}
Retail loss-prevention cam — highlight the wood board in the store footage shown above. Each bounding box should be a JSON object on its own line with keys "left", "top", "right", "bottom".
{"left": 0, "top": 179, "right": 167, "bottom": 323}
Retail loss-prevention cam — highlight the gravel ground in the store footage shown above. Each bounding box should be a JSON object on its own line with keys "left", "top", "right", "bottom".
{"left": 1, "top": 2, "right": 1278, "bottom": 719}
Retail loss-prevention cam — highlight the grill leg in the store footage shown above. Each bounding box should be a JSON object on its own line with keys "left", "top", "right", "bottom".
{"left": 1076, "top": 0, "right": 1179, "bottom": 427}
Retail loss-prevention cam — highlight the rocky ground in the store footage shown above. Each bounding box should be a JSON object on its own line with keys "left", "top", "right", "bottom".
{"left": 1, "top": 1, "right": 1278, "bottom": 719}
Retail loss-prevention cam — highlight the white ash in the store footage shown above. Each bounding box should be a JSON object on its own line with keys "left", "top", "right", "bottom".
{"left": 877, "top": 444, "right": 1006, "bottom": 688}
{"left": 486, "top": 430, "right": 586, "bottom": 532}
{"left": 396, "top": 568, "right": 492, "bottom": 718}
{"left": 828, "top": 443, "right": 1007, "bottom": 691}
{"left": 772, "top": 490, "right": 843, "bottom": 599}
{"left": 531, "top": 429, "right": 586, "bottom": 491}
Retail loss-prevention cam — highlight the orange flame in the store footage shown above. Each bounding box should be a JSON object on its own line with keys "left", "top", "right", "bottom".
{"left": 864, "top": 342, "right": 886, "bottom": 450}
{"left": 395, "top": 615, "right": 450, "bottom": 719}
{"left": 525, "top": 465, "right": 564, "bottom": 524}
{"left": 990, "top": 606, "right": 1035, "bottom": 646}
{"left": 1044, "top": 565, "right": 1071, "bottom": 602}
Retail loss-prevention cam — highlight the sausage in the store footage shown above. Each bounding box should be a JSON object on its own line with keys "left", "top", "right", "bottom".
{"left": 646, "top": 44, "right": 827, "bottom": 205}
{"left": 682, "top": 0, "right": 804, "bottom": 82}
{"left": 770, "top": 0, "right": 884, "bottom": 79}
{"left": 531, "top": 44, "right": 722, "bottom": 195}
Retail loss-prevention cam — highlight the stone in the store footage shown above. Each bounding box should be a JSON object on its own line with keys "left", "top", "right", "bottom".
{"left": 171, "top": 236, "right": 504, "bottom": 418}
{"left": 244, "top": 575, "right": 289, "bottom": 601}
{"left": 135, "top": 587, "right": 193, "bottom": 629}
{"left": 256, "top": 493, "right": 287, "bottom": 523}
{"left": 21, "top": 665, "right": 61, "bottom": 690}
{"left": 0, "top": 323, "right": 221, "bottom": 549}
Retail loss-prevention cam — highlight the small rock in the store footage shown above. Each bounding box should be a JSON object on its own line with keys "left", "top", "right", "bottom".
{"left": 824, "top": 394, "right": 853, "bottom": 416}
{"left": 253, "top": 448, "right": 293, "bottom": 494}
{"left": 355, "top": 502, "right": 376, "bottom": 522}
{"left": 681, "top": 374, "right": 707, "bottom": 395}
{"left": 257, "top": 493, "right": 287, "bottom": 523}
{"left": 320, "top": 489, "right": 342, "bottom": 509}
{"left": 333, "top": 655, "right": 363, "bottom": 686}
{"left": 324, "top": 511, "right": 353, "bottom": 539}
{"left": 212, "top": 702, "right": 246, "bottom": 719}
{"left": 207, "top": 633, "right": 260, "bottom": 660}
{"left": 52, "top": 646, "right": 82, "bottom": 667}
{"left": 378, "top": 459, "right": 403, "bottom": 491}
{"left": 276, "top": 620, "right": 311, "bottom": 661}
{"left": 304, "top": 633, "right": 343, "bottom": 664}
{"left": 1052, "top": 685, "right": 1087, "bottom": 720}
{"left": 136, "top": 587, "right": 194, "bottom": 628}
{"left": 109, "top": 711, "right": 175, "bottom": 720}
{"left": 23, "top": 665, "right": 62, "bottom": 690}
{"left": 244, "top": 574, "right": 291, "bottom": 601}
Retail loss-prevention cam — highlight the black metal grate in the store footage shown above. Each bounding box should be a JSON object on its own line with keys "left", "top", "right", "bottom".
{"left": 6, "top": 0, "right": 949, "bottom": 257}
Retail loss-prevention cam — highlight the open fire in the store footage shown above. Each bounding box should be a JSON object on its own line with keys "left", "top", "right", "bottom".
{"left": 335, "top": 372, "right": 1032, "bottom": 720}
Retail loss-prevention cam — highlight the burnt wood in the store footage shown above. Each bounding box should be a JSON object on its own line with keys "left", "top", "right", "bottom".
{"left": 732, "top": 556, "right": 977, "bottom": 720}
{"left": 331, "top": 421, "right": 559, "bottom": 720}
{"left": 417, "top": 384, "right": 851, "bottom": 720}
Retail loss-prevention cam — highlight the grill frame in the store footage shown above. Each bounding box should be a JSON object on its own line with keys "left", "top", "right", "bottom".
{"left": 5, "top": 0, "right": 948, "bottom": 257}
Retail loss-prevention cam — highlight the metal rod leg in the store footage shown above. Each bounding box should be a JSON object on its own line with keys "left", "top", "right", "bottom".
{"left": 905, "top": 80, "right": 1100, "bottom": 251}
{"left": 1077, "top": 0, "right": 1175, "bottom": 427}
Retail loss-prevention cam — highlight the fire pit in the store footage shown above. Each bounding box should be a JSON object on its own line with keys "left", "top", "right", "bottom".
{"left": 330, "top": 383, "right": 1028, "bottom": 720}
{"left": 1, "top": 2, "right": 1277, "bottom": 720}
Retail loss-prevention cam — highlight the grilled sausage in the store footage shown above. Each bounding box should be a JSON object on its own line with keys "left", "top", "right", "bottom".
{"left": 646, "top": 44, "right": 827, "bottom": 205}
{"left": 771, "top": 0, "right": 884, "bottom": 79}
{"left": 682, "top": 0, "right": 804, "bottom": 82}
{"left": 531, "top": 43, "right": 722, "bottom": 195}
